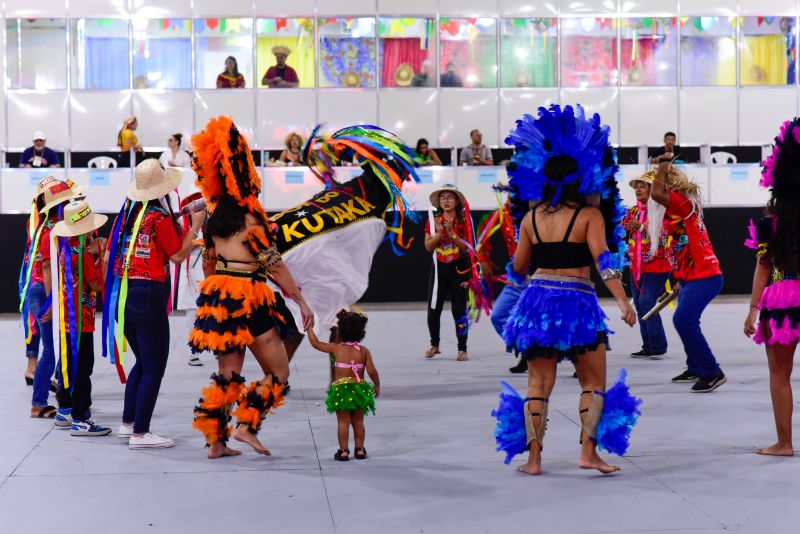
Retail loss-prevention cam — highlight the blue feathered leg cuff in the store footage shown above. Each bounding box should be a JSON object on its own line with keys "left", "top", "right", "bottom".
{"left": 596, "top": 369, "right": 643, "bottom": 456}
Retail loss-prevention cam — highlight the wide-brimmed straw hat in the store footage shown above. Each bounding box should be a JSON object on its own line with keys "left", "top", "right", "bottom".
{"left": 52, "top": 200, "right": 107, "bottom": 238}
{"left": 629, "top": 169, "right": 656, "bottom": 188}
{"left": 429, "top": 183, "right": 466, "bottom": 210}
{"left": 39, "top": 181, "right": 81, "bottom": 214}
{"left": 272, "top": 45, "right": 291, "bottom": 57}
{"left": 128, "top": 159, "right": 182, "bottom": 201}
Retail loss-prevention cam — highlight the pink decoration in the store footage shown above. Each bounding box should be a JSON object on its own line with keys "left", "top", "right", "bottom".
{"left": 756, "top": 280, "right": 800, "bottom": 311}
{"left": 743, "top": 218, "right": 759, "bottom": 250}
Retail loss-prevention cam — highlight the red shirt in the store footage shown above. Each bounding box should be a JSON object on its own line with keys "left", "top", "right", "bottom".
{"left": 662, "top": 191, "right": 722, "bottom": 282}
{"left": 60, "top": 238, "right": 101, "bottom": 333}
{"left": 622, "top": 205, "right": 670, "bottom": 276}
{"left": 263, "top": 65, "right": 299, "bottom": 84}
{"left": 32, "top": 218, "right": 56, "bottom": 284}
{"left": 425, "top": 215, "right": 470, "bottom": 263}
{"left": 216, "top": 73, "right": 245, "bottom": 88}
{"left": 115, "top": 206, "right": 182, "bottom": 282}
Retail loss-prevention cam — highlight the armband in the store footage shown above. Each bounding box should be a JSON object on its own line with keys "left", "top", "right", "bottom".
{"left": 598, "top": 251, "right": 623, "bottom": 281}
{"left": 257, "top": 245, "right": 282, "bottom": 270}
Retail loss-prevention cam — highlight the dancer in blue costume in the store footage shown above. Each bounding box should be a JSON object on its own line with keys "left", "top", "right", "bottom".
{"left": 497, "top": 105, "right": 637, "bottom": 475}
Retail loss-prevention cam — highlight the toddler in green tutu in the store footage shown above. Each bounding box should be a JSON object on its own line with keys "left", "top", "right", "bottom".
{"left": 306, "top": 310, "right": 380, "bottom": 461}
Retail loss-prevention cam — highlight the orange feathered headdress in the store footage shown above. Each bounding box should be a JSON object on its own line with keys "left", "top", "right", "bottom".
{"left": 191, "top": 116, "right": 266, "bottom": 218}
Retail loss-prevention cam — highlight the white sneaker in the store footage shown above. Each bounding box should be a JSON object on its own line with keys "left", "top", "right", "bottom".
{"left": 117, "top": 424, "right": 134, "bottom": 440}
{"left": 129, "top": 432, "right": 175, "bottom": 449}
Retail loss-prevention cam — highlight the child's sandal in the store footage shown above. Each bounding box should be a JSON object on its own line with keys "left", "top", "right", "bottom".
{"left": 354, "top": 447, "right": 367, "bottom": 460}
{"left": 334, "top": 448, "right": 350, "bottom": 461}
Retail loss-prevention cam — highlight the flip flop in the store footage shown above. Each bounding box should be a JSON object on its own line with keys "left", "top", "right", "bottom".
{"left": 32, "top": 406, "right": 56, "bottom": 419}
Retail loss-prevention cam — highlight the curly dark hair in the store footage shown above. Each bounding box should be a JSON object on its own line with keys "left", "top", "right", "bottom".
{"left": 336, "top": 310, "right": 368, "bottom": 343}
{"left": 764, "top": 122, "right": 800, "bottom": 272}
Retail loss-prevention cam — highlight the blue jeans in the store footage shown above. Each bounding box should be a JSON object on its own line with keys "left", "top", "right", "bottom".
{"left": 673, "top": 275, "right": 723, "bottom": 377}
{"left": 630, "top": 271, "right": 670, "bottom": 354}
{"left": 491, "top": 284, "right": 524, "bottom": 338}
{"left": 122, "top": 280, "right": 171, "bottom": 434}
{"left": 28, "top": 282, "right": 55, "bottom": 407}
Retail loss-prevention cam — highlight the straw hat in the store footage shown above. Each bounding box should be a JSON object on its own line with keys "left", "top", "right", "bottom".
{"left": 272, "top": 45, "right": 291, "bottom": 57}
{"left": 52, "top": 200, "right": 107, "bottom": 238}
{"left": 128, "top": 159, "right": 182, "bottom": 201}
{"left": 394, "top": 63, "right": 414, "bottom": 87}
{"left": 429, "top": 183, "right": 466, "bottom": 210}
{"left": 35, "top": 176, "right": 60, "bottom": 197}
{"left": 629, "top": 169, "right": 656, "bottom": 188}
{"left": 39, "top": 181, "right": 81, "bottom": 214}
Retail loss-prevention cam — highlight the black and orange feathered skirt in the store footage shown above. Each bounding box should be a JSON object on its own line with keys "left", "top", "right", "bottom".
{"left": 189, "top": 268, "right": 286, "bottom": 355}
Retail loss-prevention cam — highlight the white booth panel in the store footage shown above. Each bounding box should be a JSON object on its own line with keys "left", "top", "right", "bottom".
{"left": 439, "top": 0, "right": 499, "bottom": 16}
{"left": 439, "top": 90, "right": 499, "bottom": 148}
{"left": 403, "top": 167, "right": 457, "bottom": 211}
{"left": 5, "top": 0, "right": 67, "bottom": 17}
{"left": 195, "top": 90, "right": 256, "bottom": 143}
{"left": 619, "top": 0, "right": 678, "bottom": 14}
{"left": 71, "top": 92, "right": 132, "bottom": 150}
{"left": 560, "top": 1, "right": 618, "bottom": 15}
{"left": 379, "top": 90, "right": 438, "bottom": 149}
{"left": 131, "top": 0, "right": 193, "bottom": 17}
{"left": 560, "top": 88, "right": 619, "bottom": 145}
{"left": 739, "top": 88, "right": 797, "bottom": 146}
{"left": 620, "top": 88, "right": 678, "bottom": 147}
{"left": 679, "top": 88, "right": 738, "bottom": 145}
{"left": 62, "top": 168, "right": 134, "bottom": 213}
{"left": 193, "top": 0, "right": 253, "bottom": 16}
{"left": 318, "top": 91, "right": 377, "bottom": 132}
{"left": 318, "top": 0, "right": 376, "bottom": 15}
{"left": 499, "top": 0, "right": 558, "bottom": 16}
{"left": 2, "top": 169, "right": 67, "bottom": 213}
{"left": 255, "top": 0, "right": 315, "bottom": 16}
{"left": 500, "top": 89, "right": 559, "bottom": 146}
{"left": 739, "top": 0, "right": 797, "bottom": 15}
{"left": 707, "top": 164, "right": 769, "bottom": 207}
{"left": 8, "top": 93, "right": 69, "bottom": 150}
{"left": 68, "top": 0, "right": 129, "bottom": 17}
{"left": 457, "top": 167, "right": 507, "bottom": 210}
{"left": 378, "top": 0, "right": 437, "bottom": 15}
{"left": 257, "top": 90, "right": 316, "bottom": 148}
{"left": 133, "top": 92, "right": 194, "bottom": 149}
{"left": 678, "top": 0, "right": 737, "bottom": 16}
{"left": 261, "top": 167, "right": 326, "bottom": 211}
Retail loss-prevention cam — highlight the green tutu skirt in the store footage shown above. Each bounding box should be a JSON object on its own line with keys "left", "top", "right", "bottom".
{"left": 325, "top": 377, "right": 376, "bottom": 415}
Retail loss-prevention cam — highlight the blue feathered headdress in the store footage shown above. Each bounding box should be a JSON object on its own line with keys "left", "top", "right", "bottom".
{"left": 504, "top": 104, "right": 628, "bottom": 271}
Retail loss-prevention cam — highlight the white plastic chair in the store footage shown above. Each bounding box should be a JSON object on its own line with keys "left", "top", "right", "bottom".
{"left": 710, "top": 151, "right": 737, "bottom": 165}
{"left": 87, "top": 156, "right": 117, "bottom": 169}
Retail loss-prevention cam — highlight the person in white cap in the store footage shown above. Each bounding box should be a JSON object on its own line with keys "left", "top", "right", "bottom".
{"left": 20, "top": 131, "right": 61, "bottom": 168}
{"left": 51, "top": 199, "right": 112, "bottom": 436}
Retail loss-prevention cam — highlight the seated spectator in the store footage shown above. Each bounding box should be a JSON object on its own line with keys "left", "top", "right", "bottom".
{"left": 159, "top": 133, "right": 191, "bottom": 168}
{"left": 459, "top": 130, "right": 493, "bottom": 166}
{"left": 20, "top": 131, "right": 60, "bottom": 168}
{"left": 650, "top": 131, "right": 681, "bottom": 164}
{"left": 117, "top": 116, "right": 143, "bottom": 153}
{"left": 441, "top": 62, "right": 463, "bottom": 87}
{"left": 414, "top": 138, "right": 442, "bottom": 166}
{"left": 216, "top": 56, "right": 245, "bottom": 88}
{"left": 411, "top": 61, "right": 434, "bottom": 88}
{"left": 262, "top": 46, "right": 300, "bottom": 88}
{"left": 277, "top": 133, "right": 304, "bottom": 166}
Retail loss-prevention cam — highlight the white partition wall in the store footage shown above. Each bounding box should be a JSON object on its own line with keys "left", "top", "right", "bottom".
{"left": 2, "top": 1, "right": 800, "bottom": 156}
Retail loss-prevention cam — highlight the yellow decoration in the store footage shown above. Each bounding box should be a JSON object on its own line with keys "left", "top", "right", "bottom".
{"left": 390, "top": 19, "right": 404, "bottom": 36}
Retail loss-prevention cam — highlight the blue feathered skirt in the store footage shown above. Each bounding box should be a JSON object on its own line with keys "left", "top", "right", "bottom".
{"left": 503, "top": 274, "right": 609, "bottom": 362}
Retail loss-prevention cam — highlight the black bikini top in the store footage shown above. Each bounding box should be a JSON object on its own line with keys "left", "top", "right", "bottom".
{"left": 530, "top": 206, "right": 593, "bottom": 269}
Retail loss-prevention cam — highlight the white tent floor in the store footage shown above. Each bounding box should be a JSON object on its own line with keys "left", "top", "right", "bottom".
{"left": 0, "top": 300, "right": 797, "bottom": 534}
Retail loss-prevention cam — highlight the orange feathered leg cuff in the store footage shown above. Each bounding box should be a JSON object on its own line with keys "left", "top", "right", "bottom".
{"left": 193, "top": 372, "right": 246, "bottom": 446}
{"left": 234, "top": 375, "right": 287, "bottom": 434}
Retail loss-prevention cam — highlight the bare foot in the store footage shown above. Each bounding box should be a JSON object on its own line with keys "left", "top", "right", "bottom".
{"left": 233, "top": 425, "right": 272, "bottom": 456}
{"left": 756, "top": 443, "right": 795, "bottom": 457}
{"left": 207, "top": 441, "right": 242, "bottom": 459}
{"left": 516, "top": 447, "right": 542, "bottom": 475}
{"left": 578, "top": 450, "right": 621, "bottom": 474}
